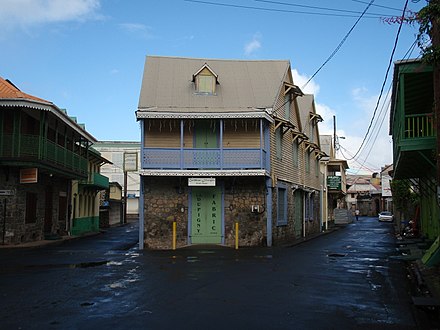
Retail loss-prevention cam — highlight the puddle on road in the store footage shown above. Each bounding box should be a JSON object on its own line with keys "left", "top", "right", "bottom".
{"left": 327, "top": 253, "right": 347, "bottom": 258}
{"left": 186, "top": 256, "right": 199, "bottom": 263}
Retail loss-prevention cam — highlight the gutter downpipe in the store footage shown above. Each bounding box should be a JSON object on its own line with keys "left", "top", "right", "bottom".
{"left": 320, "top": 185, "right": 324, "bottom": 233}
{"left": 266, "top": 176, "right": 273, "bottom": 247}
{"left": 139, "top": 120, "right": 145, "bottom": 250}
{"left": 303, "top": 193, "right": 306, "bottom": 238}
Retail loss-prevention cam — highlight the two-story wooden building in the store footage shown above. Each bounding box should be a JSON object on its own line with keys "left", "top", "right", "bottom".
{"left": 390, "top": 59, "right": 438, "bottom": 239}
{"left": 0, "top": 77, "right": 108, "bottom": 244}
{"left": 136, "top": 56, "right": 325, "bottom": 249}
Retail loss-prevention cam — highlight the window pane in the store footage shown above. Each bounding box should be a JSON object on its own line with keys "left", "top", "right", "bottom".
{"left": 276, "top": 128, "right": 282, "bottom": 159}
{"left": 25, "top": 193, "right": 37, "bottom": 223}
{"left": 198, "top": 76, "right": 214, "bottom": 93}
{"left": 277, "top": 187, "right": 287, "bottom": 225}
{"left": 292, "top": 142, "right": 298, "bottom": 166}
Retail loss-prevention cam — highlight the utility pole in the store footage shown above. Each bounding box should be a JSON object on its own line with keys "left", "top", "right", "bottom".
{"left": 333, "top": 115, "right": 337, "bottom": 157}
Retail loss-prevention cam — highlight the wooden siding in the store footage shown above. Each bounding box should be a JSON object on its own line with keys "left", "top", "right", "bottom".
{"left": 270, "top": 80, "right": 303, "bottom": 186}
{"left": 144, "top": 120, "right": 181, "bottom": 148}
{"left": 144, "top": 119, "right": 263, "bottom": 149}
{"left": 223, "top": 128, "right": 260, "bottom": 148}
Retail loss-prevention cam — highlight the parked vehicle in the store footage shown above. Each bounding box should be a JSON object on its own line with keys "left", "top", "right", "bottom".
{"left": 378, "top": 211, "right": 394, "bottom": 222}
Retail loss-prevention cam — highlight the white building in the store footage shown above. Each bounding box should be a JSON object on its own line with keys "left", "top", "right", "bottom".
{"left": 93, "top": 141, "right": 141, "bottom": 218}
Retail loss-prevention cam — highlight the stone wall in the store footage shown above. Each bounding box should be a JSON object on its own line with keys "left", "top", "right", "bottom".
{"left": 142, "top": 176, "right": 189, "bottom": 249}
{"left": 271, "top": 186, "right": 322, "bottom": 245}
{"left": 142, "top": 176, "right": 267, "bottom": 249}
{"left": 223, "top": 177, "right": 266, "bottom": 247}
{"left": 141, "top": 176, "right": 322, "bottom": 249}
{"left": 0, "top": 167, "right": 69, "bottom": 244}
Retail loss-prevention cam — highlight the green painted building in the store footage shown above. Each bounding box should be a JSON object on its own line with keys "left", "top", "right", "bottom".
{"left": 0, "top": 77, "right": 109, "bottom": 244}
{"left": 390, "top": 59, "right": 439, "bottom": 239}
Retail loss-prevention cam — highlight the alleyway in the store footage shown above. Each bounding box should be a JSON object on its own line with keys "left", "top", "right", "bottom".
{"left": 0, "top": 218, "right": 422, "bottom": 329}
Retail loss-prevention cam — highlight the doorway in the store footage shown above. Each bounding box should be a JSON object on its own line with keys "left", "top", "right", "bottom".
{"left": 190, "top": 186, "right": 222, "bottom": 244}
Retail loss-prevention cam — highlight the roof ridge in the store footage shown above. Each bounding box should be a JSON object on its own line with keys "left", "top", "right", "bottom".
{"left": 0, "top": 77, "right": 52, "bottom": 104}
{"left": 146, "top": 55, "right": 290, "bottom": 63}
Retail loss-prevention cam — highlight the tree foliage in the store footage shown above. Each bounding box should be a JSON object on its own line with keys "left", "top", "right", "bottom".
{"left": 382, "top": 1, "right": 440, "bottom": 65}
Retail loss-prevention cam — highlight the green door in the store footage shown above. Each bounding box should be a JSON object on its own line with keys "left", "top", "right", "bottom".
{"left": 191, "top": 186, "right": 222, "bottom": 244}
{"left": 195, "top": 121, "right": 218, "bottom": 148}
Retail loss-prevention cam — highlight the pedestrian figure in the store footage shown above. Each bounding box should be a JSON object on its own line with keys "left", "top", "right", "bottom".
{"left": 355, "top": 209, "right": 360, "bottom": 221}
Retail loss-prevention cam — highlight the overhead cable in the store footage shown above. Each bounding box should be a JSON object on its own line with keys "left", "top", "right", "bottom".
{"left": 343, "top": 0, "right": 409, "bottom": 161}
{"left": 301, "top": 0, "right": 375, "bottom": 89}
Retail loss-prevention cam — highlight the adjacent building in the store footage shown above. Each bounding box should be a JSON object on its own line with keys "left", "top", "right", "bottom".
{"left": 136, "top": 56, "right": 326, "bottom": 249}
{"left": 390, "top": 58, "right": 438, "bottom": 239}
{"left": 0, "top": 77, "right": 108, "bottom": 244}
{"left": 320, "top": 135, "right": 349, "bottom": 225}
{"left": 93, "top": 141, "right": 141, "bottom": 219}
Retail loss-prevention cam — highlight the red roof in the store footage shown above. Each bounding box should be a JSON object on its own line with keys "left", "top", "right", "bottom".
{"left": 0, "top": 77, "right": 52, "bottom": 104}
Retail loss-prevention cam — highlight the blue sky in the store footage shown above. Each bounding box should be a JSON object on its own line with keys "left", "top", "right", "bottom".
{"left": 0, "top": 0, "right": 427, "bottom": 173}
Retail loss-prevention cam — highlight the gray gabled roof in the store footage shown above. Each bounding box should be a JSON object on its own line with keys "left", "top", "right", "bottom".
{"left": 137, "top": 56, "right": 290, "bottom": 118}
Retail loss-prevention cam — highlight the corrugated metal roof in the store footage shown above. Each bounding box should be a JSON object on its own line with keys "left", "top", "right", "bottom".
{"left": 137, "top": 56, "right": 290, "bottom": 113}
{"left": 0, "top": 77, "right": 52, "bottom": 104}
{"left": 0, "top": 76, "right": 96, "bottom": 142}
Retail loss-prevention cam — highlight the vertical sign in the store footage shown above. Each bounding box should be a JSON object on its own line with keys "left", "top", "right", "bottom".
{"left": 123, "top": 152, "right": 138, "bottom": 172}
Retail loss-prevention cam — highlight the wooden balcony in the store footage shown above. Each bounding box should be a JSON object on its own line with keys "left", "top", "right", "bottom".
{"left": 79, "top": 172, "right": 109, "bottom": 190}
{"left": 0, "top": 133, "right": 88, "bottom": 178}
{"left": 142, "top": 147, "right": 267, "bottom": 170}
{"left": 393, "top": 113, "right": 436, "bottom": 179}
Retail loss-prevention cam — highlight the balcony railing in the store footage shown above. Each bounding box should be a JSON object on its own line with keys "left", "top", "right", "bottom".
{"left": 80, "top": 172, "right": 109, "bottom": 190}
{"left": 404, "top": 114, "right": 435, "bottom": 139}
{"left": 1, "top": 133, "right": 88, "bottom": 176}
{"left": 142, "top": 148, "right": 266, "bottom": 170}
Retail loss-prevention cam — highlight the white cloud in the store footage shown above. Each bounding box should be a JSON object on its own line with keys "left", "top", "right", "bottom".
{"left": 0, "top": 0, "right": 101, "bottom": 29}
{"left": 244, "top": 33, "right": 261, "bottom": 56}
{"left": 291, "top": 69, "right": 320, "bottom": 95}
{"left": 337, "top": 87, "right": 392, "bottom": 173}
{"left": 119, "top": 23, "right": 153, "bottom": 39}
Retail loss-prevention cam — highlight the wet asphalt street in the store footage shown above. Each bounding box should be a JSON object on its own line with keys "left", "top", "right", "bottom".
{"left": 0, "top": 217, "right": 419, "bottom": 329}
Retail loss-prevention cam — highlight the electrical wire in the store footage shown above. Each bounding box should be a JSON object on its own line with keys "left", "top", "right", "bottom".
{"left": 339, "top": 38, "right": 420, "bottom": 173}
{"left": 255, "top": 0, "right": 388, "bottom": 17}
{"left": 351, "top": 0, "right": 403, "bottom": 12}
{"left": 343, "top": 0, "right": 409, "bottom": 161}
{"left": 184, "top": 0, "right": 392, "bottom": 18}
{"left": 302, "top": 0, "right": 375, "bottom": 89}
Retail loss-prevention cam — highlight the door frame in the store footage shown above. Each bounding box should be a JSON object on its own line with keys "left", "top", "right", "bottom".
{"left": 188, "top": 182, "right": 224, "bottom": 245}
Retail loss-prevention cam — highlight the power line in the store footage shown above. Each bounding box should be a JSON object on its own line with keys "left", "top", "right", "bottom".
{"left": 255, "top": 0, "right": 388, "bottom": 17}
{"left": 339, "top": 38, "right": 420, "bottom": 172}
{"left": 351, "top": 0, "right": 403, "bottom": 12}
{"left": 350, "top": 39, "right": 419, "bottom": 167}
{"left": 343, "top": 0, "right": 409, "bottom": 161}
{"left": 301, "top": 0, "right": 375, "bottom": 89}
{"left": 184, "top": 0, "right": 392, "bottom": 18}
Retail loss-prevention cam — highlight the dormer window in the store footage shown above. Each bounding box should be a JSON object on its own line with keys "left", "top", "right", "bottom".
{"left": 192, "top": 63, "right": 219, "bottom": 95}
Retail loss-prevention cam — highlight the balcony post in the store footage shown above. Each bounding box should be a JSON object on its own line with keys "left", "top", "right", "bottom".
{"left": 180, "top": 119, "right": 184, "bottom": 170}
{"left": 141, "top": 120, "right": 145, "bottom": 169}
{"left": 264, "top": 121, "right": 270, "bottom": 172}
{"left": 259, "top": 118, "right": 263, "bottom": 169}
{"left": 220, "top": 119, "right": 223, "bottom": 169}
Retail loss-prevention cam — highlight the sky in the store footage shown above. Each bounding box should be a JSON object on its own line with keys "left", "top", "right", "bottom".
{"left": 0, "top": 0, "right": 428, "bottom": 174}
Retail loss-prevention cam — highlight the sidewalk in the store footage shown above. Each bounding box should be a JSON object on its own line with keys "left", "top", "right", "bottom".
{"left": 0, "top": 221, "right": 133, "bottom": 249}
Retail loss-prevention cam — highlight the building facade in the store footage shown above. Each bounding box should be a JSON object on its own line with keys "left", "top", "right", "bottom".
{"left": 93, "top": 141, "right": 141, "bottom": 219}
{"left": 136, "top": 56, "right": 325, "bottom": 249}
{"left": 390, "top": 59, "right": 438, "bottom": 239}
{"left": 0, "top": 77, "right": 106, "bottom": 244}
